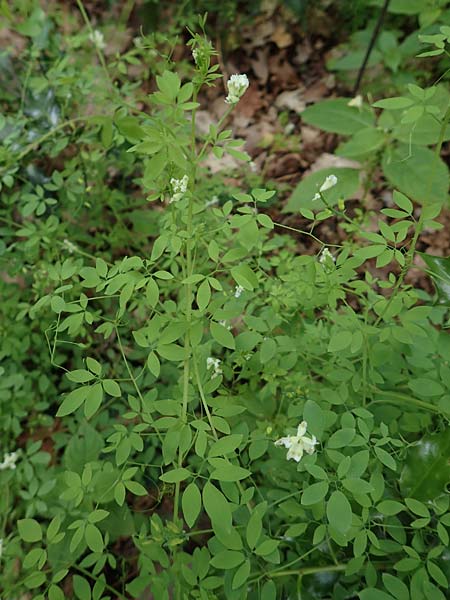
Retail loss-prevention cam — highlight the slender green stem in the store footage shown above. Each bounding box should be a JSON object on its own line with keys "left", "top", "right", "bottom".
{"left": 273, "top": 222, "right": 341, "bottom": 247}
{"left": 270, "top": 563, "right": 346, "bottom": 579}
{"left": 368, "top": 389, "right": 446, "bottom": 415}
{"left": 196, "top": 106, "right": 233, "bottom": 163}
{"left": 75, "top": 566, "right": 128, "bottom": 600}
{"left": 173, "top": 90, "right": 199, "bottom": 523}
{"left": 115, "top": 326, "right": 165, "bottom": 445}
{"left": 193, "top": 357, "right": 218, "bottom": 440}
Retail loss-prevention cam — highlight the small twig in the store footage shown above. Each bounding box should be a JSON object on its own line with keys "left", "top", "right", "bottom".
{"left": 353, "top": 0, "right": 391, "bottom": 95}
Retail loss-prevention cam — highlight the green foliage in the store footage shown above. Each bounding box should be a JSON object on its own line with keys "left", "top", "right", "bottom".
{"left": 1, "top": 2, "right": 450, "bottom": 600}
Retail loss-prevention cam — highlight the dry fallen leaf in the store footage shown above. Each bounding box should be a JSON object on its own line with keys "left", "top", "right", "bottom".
{"left": 275, "top": 89, "right": 306, "bottom": 114}
{"left": 271, "top": 25, "right": 293, "bottom": 49}
{"left": 250, "top": 48, "right": 269, "bottom": 86}
{"left": 310, "top": 152, "right": 362, "bottom": 172}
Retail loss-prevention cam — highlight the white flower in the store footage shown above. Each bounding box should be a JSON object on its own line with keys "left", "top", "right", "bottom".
{"left": 205, "top": 195, "right": 219, "bottom": 208}
{"left": 348, "top": 95, "right": 363, "bottom": 109}
{"left": 89, "top": 30, "right": 106, "bottom": 50}
{"left": 63, "top": 238, "right": 77, "bottom": 254}
{"left": 234, "top": 285, "right": 244, "bottom": 298}
{"left": 319, "top": 247, "right": 335, "bottom": 265}
{"left": 169, "top": 175, "right": 189, "bottom": 203}
{"left": 312, "top": 193, "right": 321, "bottom": 202}
{"left": 275, "top": 421, "right": 317, "bottom": 463}
{"left": 0, "top": 451, "right": 19, "bottom": 471}
{"left": 206, "top": 357, "right": 222, "bottom": 378}
{"left": 192, "top": 48, "right": 199, "bottom": 64}
{"left": 320, "top": 175, "right": 338, "bottom": 192}
{"left": 225, "top": 74, "right": 249, "bottom": 104}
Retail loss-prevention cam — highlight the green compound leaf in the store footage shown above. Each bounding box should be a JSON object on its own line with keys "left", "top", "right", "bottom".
{"left": 285, "top": 167, "right": 360, "bottom": 213}
{"left": 337, "top": 127, "right": 386, "bottom": 158}
{"left": 408, "top": 377, "right": 444, "bottom": 397}
{"left": 160, "top": 468, "right": 191, "bottom": 483}
{"left": 202, "top": 482, "right": 232, "bottom": 532}
{"left": 182, "top": 482, "right": 202, "bottom": 528}
{"left": 230, "top": 263, "right": 258, "bottom": 291}
{"left": 210, "top": 321, "right": 235, "bottom": 350}
{"left": 400, "top": 429, "right": 450, "bottom": 501}
{"left": 57, "top": 387, "right": 89, "bottom": 417}
{"left": 102, "top": 379, "right": 121, "bottom": 397}
{"left": 208, "top": 434, "right": 243, "bottom": 457}
{"left": 73, "top": 575, "right": 91, "bottom": 600}
{"left": 327, "top": 491, "right": 352, "bottom": 534}
{"left": 210, "top": 550, "right": 245, "bottom": 570}
{"left": 246, "top": 511, "right": 262, "bottom": 550}
{"left": 359, "top": 589, "right": 395, "bottom": 600}
{"left": 232, "top": 559, "right": 251, "bottom": 590}
{"left": 301, "top": 481, "right": 329, "bottom": 506}
{"left": 84, "top": 383, "right": 103, "bottom": 419}
{"left": 18, "top": 518, "right": 43, "bottom": 543}
{"left": 210, "top": 465, "right": 251, "bottom": 482}
{"left": 382, "top": 145, "right": 449, "bottom": 206}
{"left": 382, "top": 573, "right": 409, "bottom": 600}
{"left": 419, "top": 253, "right": 450, "bottom": 306}
{"left": 376, "top": 500, "right": 404, "bottom": 516}
{"left": 84, "top": 523, "right": 103, "bottom": 553}
{"left": 301, "top": 98, "right": 375, "bottom": 134}
{"left": 374, "top": 447, "right": 397, "bottom": 471}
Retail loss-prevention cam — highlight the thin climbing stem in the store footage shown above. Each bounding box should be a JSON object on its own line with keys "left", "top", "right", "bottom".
{"left": 173, "top": 88, "right": 199, "bottom": 523}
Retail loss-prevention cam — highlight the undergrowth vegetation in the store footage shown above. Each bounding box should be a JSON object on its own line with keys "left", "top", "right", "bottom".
{"left": 1, "top": 2, "right": 450, "bottom": 599}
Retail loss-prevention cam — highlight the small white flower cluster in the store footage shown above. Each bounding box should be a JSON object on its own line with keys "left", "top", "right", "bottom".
{"left": 206, "top": 357, "right": 222, "bottom": 378}
{"left": 319, "top": 247, "right": 335, "bottom": 265}
{"left": 312, "top": 174, "right": 338, "bottom": 202}
{"left": 205, "top": 195, "right": 219, "bottom": 208}
{"left": 169, "top": 175, "right": 189, "bottom": 204}
{"left": 63, "top": 238, "right": 77, "bottom": 254}
{"left": 0, "top": 451, "right": 19, "bottom": 471}
{"left": 89, "top": 30, "right": 106, "bottom": 50}
{"left": 234, "top": 285, "right": 244, "bottom": 298}
{"left": 275, "top": 421, "right": 317, "bottom": 463}
{"left": 348, "top": 95, "right": 363, "bottom": 109}
{"left": 225, "top": 74, "right": 249, "bottom": 105}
